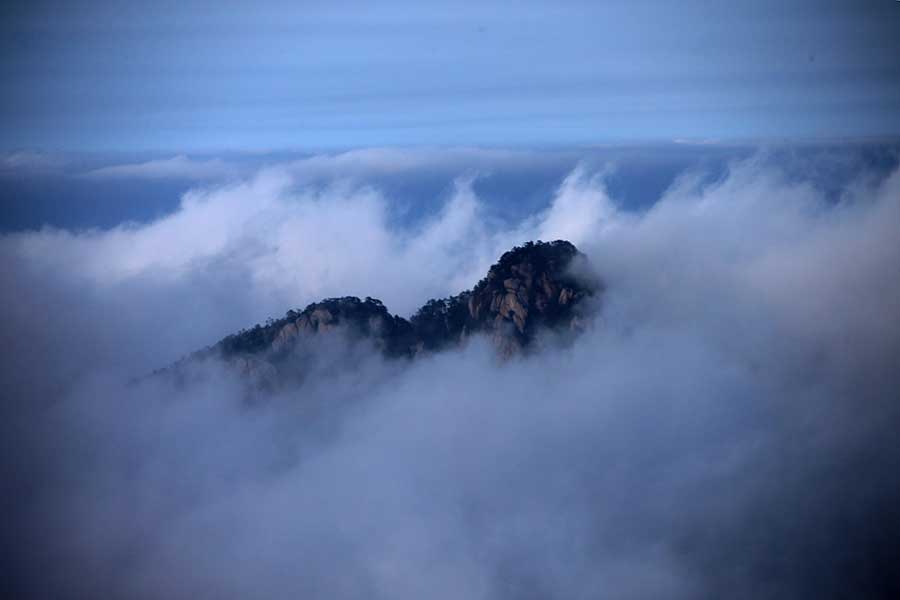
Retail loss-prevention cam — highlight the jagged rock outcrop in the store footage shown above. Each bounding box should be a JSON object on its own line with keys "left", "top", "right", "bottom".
{"left": 166, "top": 240, "right": 601, "bottom": 385}
{"left": 410, "top": 239, "right": 598, "bottom": 355}
{"left": 269, "top": 297, "right": 414, "bottom": 358}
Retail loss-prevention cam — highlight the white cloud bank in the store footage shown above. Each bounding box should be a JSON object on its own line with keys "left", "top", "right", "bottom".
{"left": 2, "top": 148, "right": 900, "bottom": 599}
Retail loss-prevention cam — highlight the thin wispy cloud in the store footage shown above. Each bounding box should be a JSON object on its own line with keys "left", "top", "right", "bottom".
{"left": 0, "top": 150, "right": 67, "bottom": 175}
{"left": 83, "top": 155, "right": 239, "bottom": 181}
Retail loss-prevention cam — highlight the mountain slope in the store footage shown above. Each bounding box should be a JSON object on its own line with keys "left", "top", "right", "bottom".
{"left": 168, "top": 240, "right": 601, "bottom": 384}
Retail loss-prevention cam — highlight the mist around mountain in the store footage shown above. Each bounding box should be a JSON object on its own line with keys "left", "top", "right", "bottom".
{"left": 2, "top": 149, "right": 900, "bottom": 600}
{"left": 166, "top": 240, "right": 600, "bottom": 390}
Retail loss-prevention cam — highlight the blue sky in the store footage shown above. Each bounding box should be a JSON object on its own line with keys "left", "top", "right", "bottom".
{"left": 2, "top": 0, "right": 899, "bottom": 151}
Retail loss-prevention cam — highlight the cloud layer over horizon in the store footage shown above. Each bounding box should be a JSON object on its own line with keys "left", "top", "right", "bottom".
{"left": 2, "top": 148, "right": 900, "bottom": 599}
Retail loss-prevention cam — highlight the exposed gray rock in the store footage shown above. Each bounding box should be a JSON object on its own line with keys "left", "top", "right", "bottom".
{"left": 162, "top": 240, "right": 602, "bottom": 385}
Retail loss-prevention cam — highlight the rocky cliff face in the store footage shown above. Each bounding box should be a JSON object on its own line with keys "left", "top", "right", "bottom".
{"left": 409, "top": 240, "right": 598, "bottom": 355}
{"left": 168, "top": 240, "right": 600, "bottom": 384}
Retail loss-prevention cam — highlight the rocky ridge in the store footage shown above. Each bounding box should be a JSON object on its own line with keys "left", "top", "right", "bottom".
{"left": 169, "top": 240, "right": 600, "bottom": 383}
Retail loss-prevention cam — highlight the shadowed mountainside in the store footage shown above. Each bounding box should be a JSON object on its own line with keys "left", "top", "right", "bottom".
{"left": 168, "top": 240, "right": 601, "bottom": 384}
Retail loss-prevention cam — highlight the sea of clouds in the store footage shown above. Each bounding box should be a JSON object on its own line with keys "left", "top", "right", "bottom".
{"left": 2, "top": 148, "right": 899, "bottom": 599}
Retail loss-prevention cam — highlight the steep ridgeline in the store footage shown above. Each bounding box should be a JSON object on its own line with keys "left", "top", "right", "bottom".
{"left": 172, "top": 240, "right": 600, "bottom": 383}
{"left": 409, "top": 239, "right": 598, "bottom": 355}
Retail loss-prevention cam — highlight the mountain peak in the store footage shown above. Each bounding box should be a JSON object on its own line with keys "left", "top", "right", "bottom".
{"left": 412, "top": 240, "right": 598, "bottom": 354}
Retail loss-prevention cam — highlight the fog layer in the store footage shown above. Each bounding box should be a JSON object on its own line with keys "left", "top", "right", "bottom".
{"left": 2, "top": 150, "right": 899, "bottom": 599}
